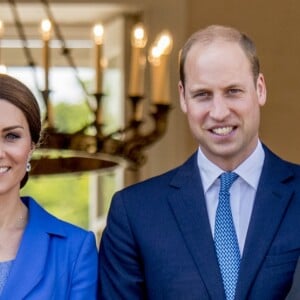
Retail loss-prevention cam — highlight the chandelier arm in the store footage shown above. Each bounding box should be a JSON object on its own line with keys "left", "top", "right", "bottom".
{"left": 104, "top": 104, "right": 171, "bottom": 167}
{"left": 98, "top": 96, "right": 146, "bottom": 140}
{"left": 107, "top": 125, "right": 138, "bottom": 137}
{"left": 7, "top": 0, "right": 42, "bottom": 97}
{"left": 40, "top": 0, "right": 94, "bottom": 112}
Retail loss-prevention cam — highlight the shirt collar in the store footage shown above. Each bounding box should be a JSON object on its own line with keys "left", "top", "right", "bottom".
{"left": 197, "top": 141, "right": 265, "bottom": 192}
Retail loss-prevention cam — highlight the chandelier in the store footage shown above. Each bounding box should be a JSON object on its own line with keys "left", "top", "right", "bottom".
{"left": 0, "top": 0, "right": 173, "bottom": 176}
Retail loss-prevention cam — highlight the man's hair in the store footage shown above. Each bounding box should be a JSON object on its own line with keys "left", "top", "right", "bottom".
{"left": 179, "top": 25, "right": 260, "bottom": 87}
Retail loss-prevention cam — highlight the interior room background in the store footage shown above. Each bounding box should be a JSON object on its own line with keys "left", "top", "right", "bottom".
{"left": 0, "top": 0, "right": 299, "bottom": 240}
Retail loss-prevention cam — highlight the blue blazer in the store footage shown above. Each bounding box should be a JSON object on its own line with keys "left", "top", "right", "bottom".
{"left": 99, "top": 146, "right": 300, "bottom": 299}
{"left": 1, "top": 197, "right": 98, "bottom": 299}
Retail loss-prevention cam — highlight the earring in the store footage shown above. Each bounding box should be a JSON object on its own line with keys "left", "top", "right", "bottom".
{"left": 26, "top": 162, "right": 31, "bottom": 172}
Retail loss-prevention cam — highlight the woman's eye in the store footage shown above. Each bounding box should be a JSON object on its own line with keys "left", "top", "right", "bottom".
{"left": 6, "top": 133, "right": 20, "bottom": 141}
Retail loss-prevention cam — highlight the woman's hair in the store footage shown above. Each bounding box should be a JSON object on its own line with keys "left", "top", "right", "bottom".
{"left": 179, "top": 25, "right": 260, "bottom": 88}
{"left": 0, "top": 73, "right": 42, "bottom": 187}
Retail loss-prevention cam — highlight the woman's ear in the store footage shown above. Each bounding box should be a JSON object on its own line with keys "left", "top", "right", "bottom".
{"left": 29, "top": 142, "right": 36, "bottom": 158}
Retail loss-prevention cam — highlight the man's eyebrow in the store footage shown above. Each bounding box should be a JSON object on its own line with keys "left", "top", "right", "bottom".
{"left": 225, "top": 83, "right": 243, "bottom": 88}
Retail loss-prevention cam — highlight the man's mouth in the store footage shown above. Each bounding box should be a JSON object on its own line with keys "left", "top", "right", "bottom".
{"left": 211, "top": 126, "right": 235, "bottom": 136}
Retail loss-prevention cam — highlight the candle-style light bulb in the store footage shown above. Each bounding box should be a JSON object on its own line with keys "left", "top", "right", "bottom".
{"left": 148, "top": 46, "right": 161, "bottom": 66}
{"left": 40, "top": 19, "right": 52, "bottom": 91}
{"left": 93, "top": 24, "right": 104, "bottom": 45}
{"left": 40, "top": 19, "right": 53, "bottom": 127}
{"left": 131, "top": 24, "right": 147, "bottom": 48}
{"left": 93, "top": 23, "right": 104, "bottom": 95}
{"left": 41, "top": 19, "right": 52, "bottom": 41}
{"left": 128, "top": 23, "right": 147, "bottom": 98}
{"left": 0, "top": 20, "right": 4, "bottom": 38}
{"left": 156, "top": 30, "right": 173, "bottom": 55}
{"left": 149, "top": 30, "right": 173, "bottom": 104}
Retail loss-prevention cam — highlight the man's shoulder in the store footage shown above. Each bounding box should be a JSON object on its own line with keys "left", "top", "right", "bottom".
{"left": 122, "top": 152, "right": 198, "bottom": 193}
{"left": 263, "top": 144, "right": 300, "bottom": 179}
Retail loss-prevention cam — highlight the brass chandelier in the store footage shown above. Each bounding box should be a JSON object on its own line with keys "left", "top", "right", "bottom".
{"left": 1, "top": 0, "right": 173, "bottom": 176}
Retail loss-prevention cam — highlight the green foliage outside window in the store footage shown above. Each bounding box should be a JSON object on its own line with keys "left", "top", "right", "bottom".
{"left": 21, "top": 174, "right": 89, "bottom": 229}
{"left": 21, "top": 101, "right": 94, "bottom": 229}
{"left": 53, "top": 101, "right": 94, "bottom": 133}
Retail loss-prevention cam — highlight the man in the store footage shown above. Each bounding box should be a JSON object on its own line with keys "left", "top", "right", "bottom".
{"left": 98, "top": 25, "right": 300, "bottom": 299}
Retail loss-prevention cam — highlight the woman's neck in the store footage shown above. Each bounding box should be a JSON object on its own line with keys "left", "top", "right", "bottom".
{"left": 0, "top": 195, "right": 28, "bottom": 230}
{"left": 0, "top": 195, "right": 28, "bottom": 261}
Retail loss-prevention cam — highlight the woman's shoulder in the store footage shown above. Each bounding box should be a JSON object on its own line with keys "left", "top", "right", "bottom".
{"left": 22, "top": 196, "right": 94, "bottom": 241}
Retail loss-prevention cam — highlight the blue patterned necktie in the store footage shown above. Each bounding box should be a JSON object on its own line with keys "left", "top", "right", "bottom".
{"left": 214, "top": 172, "right": 240, "bottom": 300}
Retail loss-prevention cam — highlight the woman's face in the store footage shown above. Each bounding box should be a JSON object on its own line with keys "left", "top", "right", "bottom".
{"left": 0, "top": 100, "right": 34, "bottom": 196}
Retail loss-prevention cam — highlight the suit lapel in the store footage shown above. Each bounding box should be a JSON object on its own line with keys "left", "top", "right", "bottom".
{"left": 168, "top": 153, "right": 225, "bottom": 299}
{"left": 235, "top": 147, "right": 295, "bottom": 299}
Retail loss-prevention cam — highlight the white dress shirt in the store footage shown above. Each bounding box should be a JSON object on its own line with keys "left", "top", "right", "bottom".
{"left": 197, "top": 141, "right": 265, "bottom": 255}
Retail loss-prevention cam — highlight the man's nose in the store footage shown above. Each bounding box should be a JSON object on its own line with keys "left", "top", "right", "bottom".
{"left": 209, "top": 96, "right": 230, "bottom": 121}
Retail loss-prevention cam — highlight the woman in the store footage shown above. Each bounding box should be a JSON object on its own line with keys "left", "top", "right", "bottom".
{"left": 0, "top": 74, "right": 98, "bottom": 299}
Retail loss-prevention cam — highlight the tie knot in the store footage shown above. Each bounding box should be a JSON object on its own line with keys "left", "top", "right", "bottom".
{"left": 220, "top": 172, "right": 238, "bottom": 192}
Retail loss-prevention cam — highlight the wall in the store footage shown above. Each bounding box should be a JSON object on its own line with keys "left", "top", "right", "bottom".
{"left": 139, "top": 0, "right": 196, "bottom": 181}
{"left": 109, "top": 0, "right": 196, "bottom": 183}
{"left": 122, "top": 0, "right": 300, "bottom": 182}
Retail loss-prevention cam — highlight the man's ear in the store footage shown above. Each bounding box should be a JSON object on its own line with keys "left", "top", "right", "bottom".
{"left": 256, "top": 73, "right": 267, "bottom": 107}
{"left": 179, "top": 80, "right": 187, "bottom": 113}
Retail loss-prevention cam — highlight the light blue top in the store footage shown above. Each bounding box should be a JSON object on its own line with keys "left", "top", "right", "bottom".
{"left": 0, "top": 260, "right": 13, "bottom": 295}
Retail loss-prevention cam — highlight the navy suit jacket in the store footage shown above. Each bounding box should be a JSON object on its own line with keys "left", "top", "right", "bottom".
{"left": 1, "top": 197, "right": 98, "bottom": 299}
{"left": 99, "top": 146, "right": 300, "bottom": 299}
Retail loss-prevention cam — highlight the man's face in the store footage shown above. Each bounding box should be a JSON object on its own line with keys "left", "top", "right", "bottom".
{"left": 179, "top": 40, "right": 266, "bottom": 170}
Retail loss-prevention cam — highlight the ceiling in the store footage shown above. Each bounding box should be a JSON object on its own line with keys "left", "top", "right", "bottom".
{"left": 0, "top": 1, "right": 141, "bottom": 38}
{"left": 0, "top": 0, "right": 142, "bottom": 67}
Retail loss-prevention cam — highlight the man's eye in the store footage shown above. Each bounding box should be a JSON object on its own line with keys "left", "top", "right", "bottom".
{"left": 228, "top": 88, "right": 242, "bottom": 94}
{"left": 198, "top": 92, "right": 209, "bottom": 97}
{"left": 193, "top": 91, "right": 211, "bottom": 99}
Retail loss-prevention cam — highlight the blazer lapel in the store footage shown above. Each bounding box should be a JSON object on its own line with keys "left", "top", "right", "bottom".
{"left": 168, "top": 153, "right": 225, "bottom": 299}
{"left": 2, "top": 227, "right": 50, "bottom": 299}
{"left": 1, "top": 197, "right": 63, "bottom": 299}
{"left": 235, "top": 147, "right": 295, "bottom": 299}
